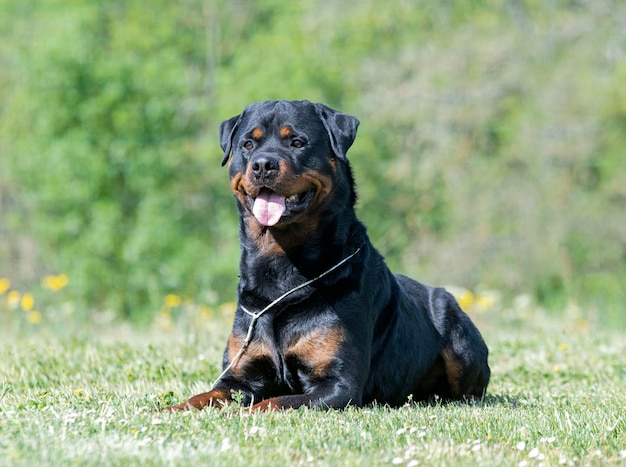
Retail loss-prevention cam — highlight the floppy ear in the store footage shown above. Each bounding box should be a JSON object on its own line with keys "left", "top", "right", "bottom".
{"left": 219, "top": 114, "right": 242, "bottom": 166}
{"left": 314, "top": 104, "right": 360, "bottom": 160}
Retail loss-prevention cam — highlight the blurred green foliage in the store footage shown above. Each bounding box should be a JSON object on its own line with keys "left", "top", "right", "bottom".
{"left": 0, "top": 0, "right": 624, "bottom": 323}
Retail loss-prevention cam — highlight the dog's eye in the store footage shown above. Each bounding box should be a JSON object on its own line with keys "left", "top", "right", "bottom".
{"left": 243, "top": 140, "right": 254, "bottom": 150}
{"left": 291, "top": 139, "right": 305, "bottom": 149}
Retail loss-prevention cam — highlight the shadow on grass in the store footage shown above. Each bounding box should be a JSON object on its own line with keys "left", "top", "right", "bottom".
{"left": 480, "top": 393, "right": 527, "bottom": 408}
{"left": 397, "top": 392, "right": 529, "bottom": 410}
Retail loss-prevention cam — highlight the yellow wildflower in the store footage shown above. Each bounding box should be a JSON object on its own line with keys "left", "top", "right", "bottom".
{"left": 56, "top": 274, "right": 69, "bottom": 289}
{"left": 164, "top": 294, "right": 182, "bottom": 308}
{"left": 21, "top": 293, "right": 35, "bottom": 311}
{"left": 456, "top": 290, "right": 475, "bottom": 310}
{"left": 42, "top": 274, "right": 69, "bottom": 291}
{"left": 0, "top": 278, "right": 10, "bottom": 294}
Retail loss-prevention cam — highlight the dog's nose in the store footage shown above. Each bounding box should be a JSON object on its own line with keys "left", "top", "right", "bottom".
{"left": 251, "top": 154, "right": 280, "bottom": 180}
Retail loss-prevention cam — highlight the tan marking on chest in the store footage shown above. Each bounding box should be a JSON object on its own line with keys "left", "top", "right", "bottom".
{"left": 227, "top": 332, "right": 274, "bottom": 376}
{"left": 286, "top": 326, "right": 346, "bottom": 377}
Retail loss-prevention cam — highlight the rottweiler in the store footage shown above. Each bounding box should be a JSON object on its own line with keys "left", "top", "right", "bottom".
{"left": 163, "top": 100, "right": 490, "bottom": 411}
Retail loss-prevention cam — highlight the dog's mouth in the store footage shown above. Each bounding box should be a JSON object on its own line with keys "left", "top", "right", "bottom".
{"left": 247, "top": 188, "right": 315, "bottom": 227}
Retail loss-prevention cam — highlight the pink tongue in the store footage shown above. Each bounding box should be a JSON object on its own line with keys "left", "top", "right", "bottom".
{"left": 252, "top": 191, "right": 286, "bottom": 226}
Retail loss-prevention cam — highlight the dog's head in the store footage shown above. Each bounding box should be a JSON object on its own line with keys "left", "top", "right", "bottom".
{"left": 220, "top": 100, "right": 359, "bottom": 229}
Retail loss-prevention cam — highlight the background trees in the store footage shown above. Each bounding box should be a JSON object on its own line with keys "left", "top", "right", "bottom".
{"left": 1, "top": 0, "right": 624, "bottom": 325}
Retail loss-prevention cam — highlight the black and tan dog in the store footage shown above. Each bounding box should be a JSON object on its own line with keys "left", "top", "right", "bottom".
{"left": 164, "top": 100, "right": 490, "bottom": 411}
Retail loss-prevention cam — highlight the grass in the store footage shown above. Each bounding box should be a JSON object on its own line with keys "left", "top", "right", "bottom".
{"left": 0, "top": 303, "right": 624, "bottom": 466}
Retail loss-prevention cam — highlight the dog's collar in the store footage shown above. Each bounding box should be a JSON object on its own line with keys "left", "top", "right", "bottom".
{"left": 211, "top": 246, "right": 362, "bottom": 390}
{"left": 242, "top": 245, "right": 362, "bottom": 316}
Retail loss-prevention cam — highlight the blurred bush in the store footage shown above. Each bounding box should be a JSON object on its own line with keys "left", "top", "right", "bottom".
{"left": 0, "top": 0, "right": 624, "bottom": 323}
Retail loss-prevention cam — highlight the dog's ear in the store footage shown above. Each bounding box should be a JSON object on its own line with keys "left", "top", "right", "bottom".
{"left": 314, "top": 104, "right": 360, "bottom": 160}
{"left": 219, "top": 114, "right": 242, "bottom": 166}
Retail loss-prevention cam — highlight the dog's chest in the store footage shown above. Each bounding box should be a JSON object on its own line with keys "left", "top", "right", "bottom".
{"left": 226, "top": 320, "right": 346, "bottom": 393}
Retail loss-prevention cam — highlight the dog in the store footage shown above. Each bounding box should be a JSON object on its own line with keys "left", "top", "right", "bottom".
{"left": 163, "top": 100, "right": 490, "bottom": 411}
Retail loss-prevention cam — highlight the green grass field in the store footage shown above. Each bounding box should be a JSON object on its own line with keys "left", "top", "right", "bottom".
{"left": 1, "top": 303, "right": 624, "bottom": 466}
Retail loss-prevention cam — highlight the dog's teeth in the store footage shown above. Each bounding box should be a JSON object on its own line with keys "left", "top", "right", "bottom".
{"left": 286, "top": 194, "right": 298, "bottom": 202}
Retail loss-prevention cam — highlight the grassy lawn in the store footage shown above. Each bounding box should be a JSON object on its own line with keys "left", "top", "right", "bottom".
{"left": 0, "top": 303, "right": 624, "bottom": 466}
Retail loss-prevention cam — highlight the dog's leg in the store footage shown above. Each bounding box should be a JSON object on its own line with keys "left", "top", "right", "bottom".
{"left": 440, "top": 347, "right": 490, "bottom": 401}
{"left": 248, "top": 393, "right": 354, "bottom": 412}
{"left": 243, "top": 378, "right": 360, "bottom": 412}
{"left": 160, "top": 388, "right": 235, "bottom": 411}
{"left": 431, "top": 289, "right": 491, "bottom": 401}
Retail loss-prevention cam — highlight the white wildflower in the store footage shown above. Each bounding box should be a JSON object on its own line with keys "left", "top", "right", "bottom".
{"left": 220, "top": 437, "right": 232, "bottom": 452}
